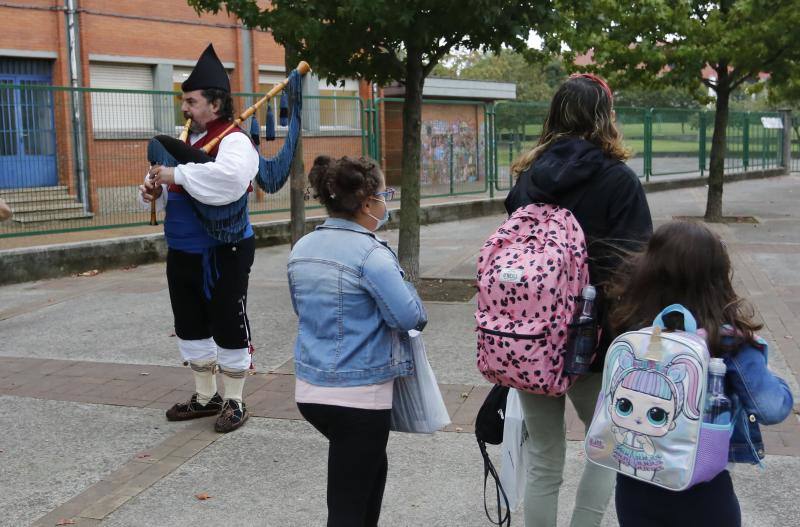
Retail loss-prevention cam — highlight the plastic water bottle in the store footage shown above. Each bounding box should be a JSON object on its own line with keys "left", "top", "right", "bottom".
{"left": 564, "top": 285, "right": 597, "bottom": 376}
{"left": 704, "top": 358, "right": 732, "bottom": 425}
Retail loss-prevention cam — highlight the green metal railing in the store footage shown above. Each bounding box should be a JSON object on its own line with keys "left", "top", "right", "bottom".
{"left": 492, "top": 101, "right": 548, "bottom": 191}
{"left": 791, "top": 116, "right": 799, "bottom": 173}
{"left": 0, "top": 83, "right": 791, "bottom": 240}
{"left": 493, "top": 101, "right": 787, "bottom": 183}
{"left": 0, "top": 84, "right": 364, "bottom": 238}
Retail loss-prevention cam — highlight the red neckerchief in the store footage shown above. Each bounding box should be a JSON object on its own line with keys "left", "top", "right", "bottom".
{"left": 169, "top": 117, "right": 254, "bottom": 193}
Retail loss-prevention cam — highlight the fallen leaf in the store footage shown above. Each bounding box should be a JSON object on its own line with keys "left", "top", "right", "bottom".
{"left": 55, "top": 520, "right": 77, "bottom": 526}
{"left": 460, "top": 392, "right": 469, "bottom": 399}
{"left": 195, "top": 493, "right": 212, "bottom": 501}
{"left": 77, "top": 269, "right": 100, "bottom": 277}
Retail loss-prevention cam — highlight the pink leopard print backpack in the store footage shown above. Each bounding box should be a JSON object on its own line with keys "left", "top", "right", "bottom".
{"left": 476, "top": 203, "right": 589, "bottom": 396}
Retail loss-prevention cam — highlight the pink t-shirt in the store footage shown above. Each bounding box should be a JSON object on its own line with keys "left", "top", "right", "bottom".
{"left": 295, "top": 378, "right": 394, "bottom": 410}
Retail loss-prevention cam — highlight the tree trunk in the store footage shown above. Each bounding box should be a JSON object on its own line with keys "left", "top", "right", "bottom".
{"left": 285, "top": 46, "right": 306, "bottom": 246}
{"left": 705, "top": 69, "right": 730, "bottom": 222}
{"left": 397, "top": 48, "right": 424, "bottom": 282}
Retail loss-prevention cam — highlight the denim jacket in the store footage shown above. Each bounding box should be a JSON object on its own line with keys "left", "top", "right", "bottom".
{"left": 287, "top": 218, "right": 427, "bottom": 387}
{"left": 724, "top": 336, "right": 794, "bottom": 464}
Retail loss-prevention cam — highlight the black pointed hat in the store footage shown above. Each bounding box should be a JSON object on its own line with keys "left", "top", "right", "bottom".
{"left": 181, "top": 44, "right": 230, "bottom": 93}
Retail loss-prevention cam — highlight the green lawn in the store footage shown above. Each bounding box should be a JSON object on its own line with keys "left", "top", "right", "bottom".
{"left": 505, "top": 119, "right": 700, "bottom": 139}
{"left": 496, "top": 138, "right": 699, "bottom": 166}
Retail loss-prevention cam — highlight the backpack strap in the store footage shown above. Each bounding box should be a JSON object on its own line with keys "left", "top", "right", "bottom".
{"left": 653, "top": 304, "right": 698, "bottom": 333}
{"left": 478, "top": 438, "right": 511, "bottom": 527}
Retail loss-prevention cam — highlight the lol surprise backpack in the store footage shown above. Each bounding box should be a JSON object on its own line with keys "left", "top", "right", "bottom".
{"left": 475, "top": 203, "right": 589, "bottom": 396}
{"left": 584, "top": 305, "right": 732, "bottom": 491}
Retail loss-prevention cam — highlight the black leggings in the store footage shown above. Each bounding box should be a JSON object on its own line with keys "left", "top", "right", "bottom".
{"left": 297, "top": 402, "right": 391, "bottom": 527}
{"left": 616, "top": 471, "right": 741, "bottom": 527}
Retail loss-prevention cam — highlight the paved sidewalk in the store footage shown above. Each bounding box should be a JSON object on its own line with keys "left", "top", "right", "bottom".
{"left": 1, "top": 175, "right": 799, "bottom": 526}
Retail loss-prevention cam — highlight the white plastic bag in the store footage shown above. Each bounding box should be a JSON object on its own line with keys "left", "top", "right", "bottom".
{"left": 390, "top": 330, "right": 451, "bottom": 434}
{"left": 499, "top": 388, "right": 527, "bottom": 511}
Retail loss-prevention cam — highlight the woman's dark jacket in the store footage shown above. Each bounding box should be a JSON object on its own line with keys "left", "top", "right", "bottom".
{"left": 504, "top": 137, "right": 653, "bottom": 369}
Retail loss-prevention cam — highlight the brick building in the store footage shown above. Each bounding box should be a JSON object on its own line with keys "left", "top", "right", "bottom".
{"left": 0, "top": 1, "right": 514, "bottom": 226}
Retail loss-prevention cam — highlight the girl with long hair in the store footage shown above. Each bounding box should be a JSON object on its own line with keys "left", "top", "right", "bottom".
{"left": 609, "top": 220, "right": 793, "bottom": 526}
{"left": 504, "top": 73, "right": 653, "bottom": 527}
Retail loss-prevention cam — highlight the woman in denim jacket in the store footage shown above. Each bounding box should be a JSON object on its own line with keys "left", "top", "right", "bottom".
{"left": 609, "top": 220, "right": 794, "bottom": 527}
{"left": 288, "top": 155, "right": 427, "bottom": 527}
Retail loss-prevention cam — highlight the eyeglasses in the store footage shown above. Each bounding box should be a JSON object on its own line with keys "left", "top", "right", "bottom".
{"left": 374, "top": 187, "right": 396, "bottom": 201}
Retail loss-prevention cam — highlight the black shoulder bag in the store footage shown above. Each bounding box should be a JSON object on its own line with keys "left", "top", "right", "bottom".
{"left": 475, "top": 384, "right": 511, "bottom": 526}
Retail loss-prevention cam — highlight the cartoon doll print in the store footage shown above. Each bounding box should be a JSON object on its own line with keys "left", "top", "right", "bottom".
{"left": 606, "top": 347, "right": 702, "bottom": 480}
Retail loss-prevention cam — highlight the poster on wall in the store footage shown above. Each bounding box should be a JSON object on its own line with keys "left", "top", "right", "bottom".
{"left": 421, "top": 119, "right": 483, "bottom": 188}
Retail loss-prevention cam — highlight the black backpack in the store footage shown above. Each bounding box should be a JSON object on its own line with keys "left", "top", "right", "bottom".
{"left": 475, "top": 384, "right": 511, "bottom": 526}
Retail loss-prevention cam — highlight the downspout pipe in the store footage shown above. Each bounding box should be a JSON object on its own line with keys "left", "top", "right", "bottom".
{"left": 65, "top": 0, "right": 90, "bottom": 211}
{"left": 240, "top": 25, "right": 253, "bottom": 109}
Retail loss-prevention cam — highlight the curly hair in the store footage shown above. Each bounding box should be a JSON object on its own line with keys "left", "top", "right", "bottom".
{"left": 308, "top": 155, "right": 384, "bottom": 216}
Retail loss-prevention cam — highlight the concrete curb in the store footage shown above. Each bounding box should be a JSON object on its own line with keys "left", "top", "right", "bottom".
{"left": 0, "top": 234, "right": 167, "bottom": 286}
{"left": 0, "top": 168, "right": 785, "bottom": 286}
{"left": 641, "top": 167, "right": 785, "bottom": 192}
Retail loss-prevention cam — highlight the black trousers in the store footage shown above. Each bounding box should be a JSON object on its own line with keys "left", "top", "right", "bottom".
{"left": 166, "top": 236, "right": 255, "bottom": 350}
{"left": 616, "top": 471, "right": 741, "bottom": 527}
{"left": 297, "top": 402, "right": 391, "bottom": 527}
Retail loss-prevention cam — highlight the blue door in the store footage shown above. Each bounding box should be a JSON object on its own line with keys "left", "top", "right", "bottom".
{"left": 0, "top": 75, "right": 57, "bottom": 189}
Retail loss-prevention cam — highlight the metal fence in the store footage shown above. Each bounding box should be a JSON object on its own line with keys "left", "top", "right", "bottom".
{"left": 0, "top": 84, "right": 365, "bottom": 238}
{"left": 792, "top": 116, "right": 800, "bottom": 173}
{"left": 493, "top": 102, "right": 787, "bottom": 185}
{"left": 0, "top": 83, "right": 792, "bottom": 239}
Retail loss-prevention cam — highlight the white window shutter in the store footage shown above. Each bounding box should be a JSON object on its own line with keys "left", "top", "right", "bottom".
{"left": 90, "top": 63, "right": 155, "bottom": 133}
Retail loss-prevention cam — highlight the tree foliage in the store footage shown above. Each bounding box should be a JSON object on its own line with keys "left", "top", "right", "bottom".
{"left": 536, "top": 0, "right": 800, "bottom": 220}
{"left": 189, "top": 1, "right": 548, "bottom": 87}
{"left": 434, "top": 50, "right": 565, "bottom": 102}
{"left": 188, "top": 0, "right": 550, "bottom": 278}
{"left": 614, "top": 85, "right": 707, "bottom": 109}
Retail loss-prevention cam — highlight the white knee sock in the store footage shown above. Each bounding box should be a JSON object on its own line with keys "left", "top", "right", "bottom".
{"left": 190, "top": 359, "right": 218, "bottom": 405}
{"left": 220, "top": 369, "right": 246, "bottom": 404}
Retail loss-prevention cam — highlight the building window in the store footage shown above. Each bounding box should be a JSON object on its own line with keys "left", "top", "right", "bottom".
{"left": 257, "top": 73, "right": 284, "bottom": 130}
{"left": 89, "top": 63, "right": 154, "bottom": 137}
{"left": 0, "top": 83, "right": 17, "bottom": 156}
{"left": 173, "top": 67, "right": 192, "bottom": 128}
{"left": 319, "top": 78, "right": 359, "bottom": 130}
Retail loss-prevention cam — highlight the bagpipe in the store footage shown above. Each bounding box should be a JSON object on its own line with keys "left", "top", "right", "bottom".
{"left": 147, "top": 61, "right": 311, "bottom": 241}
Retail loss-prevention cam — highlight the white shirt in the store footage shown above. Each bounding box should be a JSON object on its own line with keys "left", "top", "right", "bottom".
{"left": 139, "top": 130, "right": 259, "bottom": 210}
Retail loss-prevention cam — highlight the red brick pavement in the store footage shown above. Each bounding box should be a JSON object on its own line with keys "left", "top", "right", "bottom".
{"left": 1, "top": 356, "right": 797, "bottom": 455}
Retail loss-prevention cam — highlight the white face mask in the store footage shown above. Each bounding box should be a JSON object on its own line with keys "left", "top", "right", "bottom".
{"left": 367, "top": 196, "right": 389, "bottom": 230}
